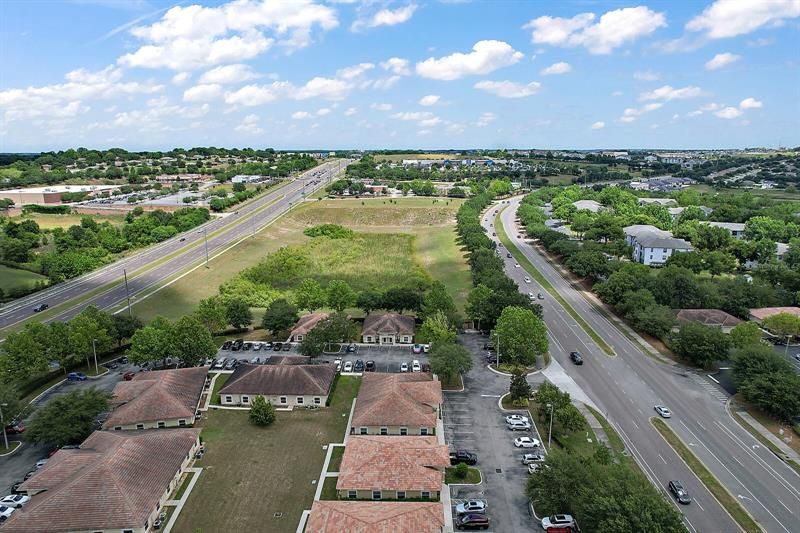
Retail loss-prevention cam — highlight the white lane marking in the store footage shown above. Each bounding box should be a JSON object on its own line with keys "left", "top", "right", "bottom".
{"left": 695, "top": 499, "right": 705, "bottom": 511}
{"left": 778, "top": 500, "right": 793, "bottom": 514}
{"left": 658, "top": 453, "right": 667, "bottom": 465}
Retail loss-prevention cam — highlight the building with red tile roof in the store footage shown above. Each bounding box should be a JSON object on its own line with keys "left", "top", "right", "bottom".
{"left": 289, "top": 311, "right": 329, "bottom": 342}
{"left": 361, "top": 313, "right": 415, "bottom": 345}
{"left": 219, "top": 363, "right": 336, "bottom": 408}
{"left": 305, "top": 501, "right": 444, "bottom": 533}
{"left": 351, "top": 373, "right": 442, "bottom": 436}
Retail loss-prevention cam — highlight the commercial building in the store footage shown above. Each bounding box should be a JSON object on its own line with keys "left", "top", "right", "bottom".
{"left": 305, "top": 501, "right": 444, "bottom": 533}
{"left": 361, "top": 313, "right": 415, "bottom": 345}
{"left": 0, "top": 185, "right": 120, "bottom": 205}
{"left": 289, "top": 312, "right": 329, "bottom": 342}
{"left": 675, "top": 309, "right": 743, "bottom": 334}
{"left": 351, "top": 374, "right": 442, "bottom": 436}
{"left": 218, "top": 363, "right": 337, "bottom": 408}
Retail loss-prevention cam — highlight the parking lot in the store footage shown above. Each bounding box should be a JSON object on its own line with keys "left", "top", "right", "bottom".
{"left": 445, "top": 334, "right": 546, "bottom": 532}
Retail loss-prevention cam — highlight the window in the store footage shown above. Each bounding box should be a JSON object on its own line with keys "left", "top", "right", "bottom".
{"left": 366, "top": 336, "right": 373, "bottom": 343}
{"left": 372, "top": 490, "right": 381, "bottom": 500}
{"left": 397, "top": 491, "right": 406, "bottom": 500}
{"left": 242, "top": 396, "right": 249, "bottom": 404}
{"left": 421, "top": 491, "right": 431, "bottom": 499}
{"left": 663, "top": 248, "right": 668, "bottom": 253}
{"left": 380, "top": 427, "right": 388, "bottom": 435}
{"left": 348, "top": 490, "right": 357, "bottom": 499}
{"left": 136, "top": 424, "right": 144, "bottom": 430}
{"left": 123, "top": 530, "right": 134, "bottom": 533}
{"left": 114, "top": 426, "right": 122, "bottom": 431}
{"left": 360, "top": 427, "right": 368, "bottom": 435}
{"left": 297, "top": 397, "right": 304, "bottom": 404}
{"left": 314, "top": 397, "right": 321, "bottom": 405}
{"left": 225, "top": 396, "right": 232, "bottom": 403}
{"left": 178, "top": 419, "right": 186, "bottom": 426}
{"left": 296, "top": 335, "right": 303, "bottom": 341}
{"left": 400, "top": 427, "right": 408, "bottom": 436}
{"left": 420, "top": 428, "right": 428, "bottom": 436}
{"left": 157, "top": 421, "right": 166, "bottom": 428}
{"left": 280, "top": 397, "right": 287, "bottom": 404}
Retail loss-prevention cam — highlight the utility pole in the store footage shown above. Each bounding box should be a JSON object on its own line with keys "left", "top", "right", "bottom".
{"left": 547, "top": 403, "right": 554, "bottom": 448}
{"left": 0, "top": 403, "right": 8, "bottom": 450}
{"left": 123, "top": 268, "right": 132, "bottom": 316}
{"left": 92, "top": 339, "right": 99, "bottom": 375}
{"left": 201, "top": 227, "right": 209, "bottom": 268}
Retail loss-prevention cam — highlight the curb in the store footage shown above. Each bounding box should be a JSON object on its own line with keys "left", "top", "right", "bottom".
{"left": 441, "top": 374, "right": 465, "bottom": 393}
{"left": 447, "top": 467, "right": 484, "bottom": 487}
{"left": 486, "top": 364, "right": 542, "bottom": 377}
{"left": 0, "top": 441, "right": 23, "bottom": 457}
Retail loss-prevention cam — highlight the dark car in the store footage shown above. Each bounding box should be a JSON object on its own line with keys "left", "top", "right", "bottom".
{"left": 449, "top": 450, "right": 478, "bottom": 466}
{"left": 67, "top": 372, "right": 87, "bottom": 381}
{"left": 282, "top": 343, "right": 291, "bottom": 351}
{"left": 10, "top": 482, "right": 24, "bottom": 494}
{"left": 273, "top": 342, "right": 283, "bottom": 351}
{"left": 669, "top": 480, "right": 692, "bottom": 504}
{"left": 569, "top": 351, "right": 583, "bottom": 365}
{"left": 346, "top": 343, "right": 357, "bottom": 353}
{"left": 33, "top": 303, "right": 49, "bottom": 313}
{"left": 242, "top": 342, "right": 252, "bottom": 351}
{"left": 455, "top": 513, "right": 489, "bottom": 530}
{"left": 354, "top": 359, "right": 365, "bottom": 372}
{"left": 485, "top": 353, "right": 498, "bottom": 364}
{"left": 365, "top": 361, "right": 375, "bottom": 372}
{"left": 482, "top": 343, "right": 495, "bottom": 351}
{"left": 23, "top": 471, "right": 36, "bottom": 481}
{"left": 4, "top": 423, "right": 24, "bottom": 434}
{"left": 506, "top": 252, "right": 512, "bottom": 258}
{"left": 223, "top": 359, "right": 238, "bottom": 371}
{"left": 231, "top": 339, "right": 243, "bottom": 351}
{"left": 107, "top": 362, "right": 118, "bottom": 369}
{"left": 222, "top": 341, "right": 233, "bottom": 350}
{"left": 123, "top": 371, "right": 136, "bottom": 381}
{"left": 120, "top": 356, "right": 128, "bottom": 364}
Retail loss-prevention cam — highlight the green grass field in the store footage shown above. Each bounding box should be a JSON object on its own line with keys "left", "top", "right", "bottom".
{"left": 132, "top": 197, "right": 470, "bottom": 321}
{"left": 0, "top": 264, "right": 47, "bottom": 293}
{"left": 173, "top": 376, "right": 359, "bottom": 533}
{"left": 8, "top": 212, "right": 127, "bottom": 230}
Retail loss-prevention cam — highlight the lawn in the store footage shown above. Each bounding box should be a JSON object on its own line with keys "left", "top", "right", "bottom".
{"left": 210, "top": 374, "right": 230, "bottom": 405}
{"left": 0, "top": 264, "right": 47, "bottom": 293}
{"left": 328, "top": 445, "right": 345, "bottom": 472}
{"left": 133, "top": 197, "right": 470, "bottom": 321}
{"left": 9, "top": 212, "right": 127, "bottom": 230}
{"left": 173, "top": 376, "right": 360, "bottom": 533}
{"left": 445, "top": 466, "right": 481, "bottom": 484}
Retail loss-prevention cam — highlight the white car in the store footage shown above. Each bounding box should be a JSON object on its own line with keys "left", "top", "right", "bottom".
{"left": 528, "top": 463, "right": 542, "bottom": 474}
{"left": 400, "top": 362, "right": 409, "bottom": 372}
{"left": 521, "top": 453, "right": 545, "bottom": 464}
{"left": 34, "top": 459, "right": 48, "bottom": 469}
{"left": 455, "top": 500, "right": 487, "bottom": 514}
{"left": 514, "top": 263, "right": 520, "bottom": 268}
{"left": 654, "top": 405, "right": 672, "bottom": 418}
{"left": 343, "top": 361, "right": 353, "bottom": 373}
{"left": 0, "top": 505, "right": 15, "bottom": 521}
{"left": 0, "top": 495, "right": 30, "bottom": 509}
{"left": 334, "top": 359, "right": 342, "bottom": 372}
{"left": 422, "top": 344, "right": 431, "bottom": 353}
{"left": 514, "top": 436, "right": 541, "bottom": 448}
{"left": 524, "top": 277, "right": 531, "bottom": 283}
{"left": 412, "top": 360, "right": 421, "bottom": 372}
{"left": 542, "top": 514, "right": 575, "bottom": 530}
{"left": 505, "top": 414, "right": 529, "bottom": 424}
{"left": 507, "top": 420, "right": 531, "bottom": 431}
{"left": 528, "top": 292, "right": 535, "bottom": 299}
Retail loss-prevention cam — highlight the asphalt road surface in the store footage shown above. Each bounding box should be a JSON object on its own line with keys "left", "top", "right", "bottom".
{"left": 489, "top": 197, "right": 800, "bottom": 533}
{"left": 0, "top": 160, "right": 349, "bottom": 331}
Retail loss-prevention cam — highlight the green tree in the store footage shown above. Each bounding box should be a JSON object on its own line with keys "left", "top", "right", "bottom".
{"left": 0, "top": 324, "right": 48, "bottom": 382}
{"left": 555, "top": 404, "right": 585, "bottom": 432}
{"left": 326, "top": 280, "right": 356, "bottom": 312}
{"left": 195, "top": 297, "right": 228, "bottom": 334}
{"left": 356, "top": 289, "right": 383, "bottom": 314}
{"left": 739, "top": 372, "right": 800, "bottom": 422}
{"left": 127, "top": 318, "right": 176, "bottom": 366}
{"left": 762, "top": 312, "right": 800, "bottom": 343}
{"left": 669, "top": 322, "right": 730, "bottom": 368}
{"left": 249, "top": 395, "right": 276, "bottom": 426}
{"left": 68, "top": 313, "right": 113, "bottom": 372}
{"left": 262, "top": 298, "right": 299, "bottom": 333}
{"left": 26, "top": 388, "right": 112, "bottom": 447}
{"left": 509, "top": 372, "right": 532, "bottom": 403}
{"left": 45, "top": 321, "right": 78, "bottom": 375}
{"left": 694, "top": 224, "right": 732, "bottom": 250}
{"left": 729, "top": 322, "right": 763, "bottom": 349}
{"left": 0, "top": 382, "right": 22, "bottom": 429}
{"left": 173, "top": 315, "right": 216, "bottom": 366}
{"left": 111, "top": 314, "right": 144, "bottom": 347}
{"left": 295, "top": 278, "right": 327, "bottom": 312}
{"left": 381, "top": 286, "right": 422, "bottom": 314}
{"left": 466, "top": 284, "right": 494, "bottom": 331}
{"left": 298, "top": 313, "right": 357, "bottom": 356}
{"left": 418, "top": 310, "right": 457, "bottom": 347}
{"left": 429, "top": 342, "right": 472, "bottom": 384}
{"left": 420, "top": 281, "right": 456, "bottom": 321}
{"left": 492, "top": 306, "right": 548, "bottom": 366}
{"left": 731, "top": 345, "right": 794, "bottom": 386}
{"left": 225, "top": 299, "right": 253, "bottom": 329}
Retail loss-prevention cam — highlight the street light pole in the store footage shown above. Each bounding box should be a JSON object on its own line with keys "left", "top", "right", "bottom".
{"left": 92, "top": 339, "right": 98, "bottom": 375}
{"left": 547, "top": 403, "right": 554, "bottom": 448}
{"left": 0, "top": 403, "right": 8, "bottom": 450}
{"left": 201, "top": 227, "right": 209, "bottom": 268}
{"left": 123, "top": 268, "right": 132, "bottom": 316}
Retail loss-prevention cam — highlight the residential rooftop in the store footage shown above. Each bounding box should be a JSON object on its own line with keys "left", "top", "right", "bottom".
{"left": 305, "top": 501, "right": 444, "bottom": 533}
{"left": 219, "top": 363, "right": 336, "bottom": 396}
{"left": 352, "top": 373, "right": 442, "bottom": 429}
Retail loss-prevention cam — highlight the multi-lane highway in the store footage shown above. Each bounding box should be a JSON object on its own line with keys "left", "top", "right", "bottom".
{"left": 0, "top": 159, "right": 349, "bottom": 331}
{"left": 488, "top": 197, "right": 800, "bottom": 533}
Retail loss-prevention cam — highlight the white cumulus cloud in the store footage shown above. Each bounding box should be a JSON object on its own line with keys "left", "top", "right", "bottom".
{"left": 739, "top": 97, "right": 762, "bottom": 109}
{"left": 633, "top": 70, "right": 660, "bottom": 81}
{"left": 715, "top": 106, "right": 742, "bottom": 119}
{"left": 235, "top": 113, "right": 263, "bottom": 134}
{"left": 639, "top": 85, "right": 705, "bottom": 101}
{"left": 183, "top": 83, "right": 223, "bottom": 102}
{"left": 419, "top": 95, "right": 440, "bottom": 106}
{"left": 686, "top": 0, "right": 800, "bottom": 39}
{"left": 705, "top": 52, "right": 740, "bottom": 70}
{"left": 590, "top": 121, "right": 605, "bottom": 129}
{"left": 620, "top": 102, "right": 662, "bottom": 122}
{"left": 416, "top": 40, "right": 524, "bottom": 80}
{"left": 172, "top": 72, "right": 191, "bottom": 85}
{"left": 370, "top": 103, "right": 393, "bottom": 111}
{"left": 380, "top": 57, "right": 411, "bottom": 76}
{"left": 199, "top": 64, "right": 259, "bottom": 84}
{"left": 352, "top": 4, "right": 417, "bottom": 31}
{"left": 292, "top": 111, "right": 312, "bottom": 120}
{"left": 540, "top": 61, "right": 572, "bottom": 75}
{"left": 474, "top": 80, "right": 541, "bottom": 98}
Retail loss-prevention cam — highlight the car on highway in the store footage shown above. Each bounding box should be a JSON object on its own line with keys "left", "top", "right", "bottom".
{"left": 0, "top": 494, "right": 30, "bottom": 509}
{"left": 514, "top": 436, "right": 541, "bottom": 448}
{"left": 507, "top": 420, "right": 531, "bottom": 431}
{"left": 506, "top": 414, "right": 529, "bottom": 424}
{"left": 668, "top": 480, "right": 691, "bottom": 505}
{"left": 521, "top": 452, "right": 545, "bottom": 464}
{"left": 33, "top": 303, "right": 49, "bottom": 313}
{"left": 542, "top": 514, "right": 575, "bottom": 530}
{"left": 524, "top": 277, "right": 531, "bottom": 283}
{"left": 455, "top": 500, "right": 486, "bottom": 514}
{"left": 569, "top": 352, "right": 583, "bottom": 365}
{"left": 654, "top": 405, "right": 672, "bottom": 418}
{"left": 67, "top": 372, "right": 87, "bottom": 381}
{"left": 455, "top": 513, "right": 490, "bottom": 530}
{"left": 0, "top": 505, "right": 15, "bottom": 521}
{"left": 343, "top": 361, "right": 353, "bottom": 373}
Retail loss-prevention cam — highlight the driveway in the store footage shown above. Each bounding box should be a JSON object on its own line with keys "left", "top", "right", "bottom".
{"left": 445, "top": 334, "right": 545, "bottom": 533}
{"left": 0, "top": 359, "right": 134, "bottom": 494}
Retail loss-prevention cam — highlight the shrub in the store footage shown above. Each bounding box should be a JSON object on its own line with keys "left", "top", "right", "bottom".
{"left": 249, "top": 396, "right": 276, "bottom": 426}
{"left": 303, "top": 224, "right": 354, "bottom": 239}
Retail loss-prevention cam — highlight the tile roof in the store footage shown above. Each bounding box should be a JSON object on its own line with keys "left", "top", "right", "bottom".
{"left": 219, "top": 363, "right": 336, "bottom": 396}
{"left": 636, "top": 234, "right": 693, "bottom": 249}
{"left": 675, "top": 309, "right": 743, "bottom": 328}
{"left": 103, "top": 366, "right": 207, "bottom": 428}
{"left": 749, "top": 307, "right": 800, "bottom": 321}
{"left": 4, "top": 429, "right": 199, "bottom": 533}
{"left": 290, "top": 312, "right": 329, "bottom": 336}
{"left": 265, "top": 355, "right": 312, "bottom": 365}
{"left": 337, "top": 436, "right": 450, "bottom": 492}
{"left": 353, "top": 373, "right": 442, "bottom": 428}
{"left": 305, "top": 501, "right": 444, "bottom": 533}
{"left": 362, "top": 313, "right": 415, "bottom": 337}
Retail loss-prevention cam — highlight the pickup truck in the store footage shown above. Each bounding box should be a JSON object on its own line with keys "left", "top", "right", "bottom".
{"left": 450, "top": 450, "right": 478, "bottom": 466}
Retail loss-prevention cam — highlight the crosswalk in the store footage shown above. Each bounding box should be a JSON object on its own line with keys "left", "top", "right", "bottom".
{"left": 688, "top": 373, "right": 730, "bottom": 403}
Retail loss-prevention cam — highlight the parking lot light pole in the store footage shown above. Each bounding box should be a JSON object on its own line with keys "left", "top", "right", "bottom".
{"left": 123, "top": 268, "right": 132, "bottom": 316}
{"left": 547, "top": 403, "right": 554, "bottom": 448}
{"left": 92, "top": 339, "right": 99, "bottom": 375}
{"left": 1, "top": 403, "right": 8, "bottom": 450}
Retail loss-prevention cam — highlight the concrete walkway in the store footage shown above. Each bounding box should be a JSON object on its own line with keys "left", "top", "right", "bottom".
{"left": 163, "top": 467, "right": 203, "bottom": 533}
{"left": 575, "top": 401, "right": 610, "bottom": 449}
{"left": 734, "top": 408, "right": 800, "bottom": 462}
{"left": 541, "top": 356, "right": 598, "bottom": 410}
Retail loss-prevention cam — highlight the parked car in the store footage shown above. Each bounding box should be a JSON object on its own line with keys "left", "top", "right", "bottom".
{"left": 4, "top": 423, "right": 24, "bottom": 434}
{"left": 514, "top": 263, "right": 520, "bottom": 268}
{"left": 422, "top": 344, "right": 431, "bottom": 353}
{"left": 223, "top": 359, "right": 237, "bottom": 371}
{"left": 455, "top": 513, "right": 489, "bottom": 530}
{"left": 0, "top": 494, "right": 30, "bottom": 509}
{"left": 334, "top": 359, "right": 342, "bottom": 372}
{"left": 485, "top": 353, "right": 498, "bottom": 364}
{"left": 506, "top": 414, "right": 529, "bottom": 425}
{"left": 67, "top": 372, "right": 87, "bottom": 381}
{"left": 343, "top": 361, "right": 353, "bottom": 373}
{"left": 514, "top": 437, "right": 541, "bottom": 448}
{"left": 669, "top": 480, "right": 692, "bottom": 504}
{"left": 250, "top": 357, "right": 260, "bottom": 364}
{"left": 282, "top": 343, "right": 291, "bottom": 351}
{"left": 34, "top": 459, "right": 48, "bottom": 469}
{"left": 242, "top": 342, "right": 252, "bottom": 351}
{"left": 521, "top": 453, "right": 545, "bottom": 464}
{"left": 222, "top": 341, "right": 233, "bottom": 350}
{"left": 412, "top": 360, "right": 421, "bottom": 372}
{"left": 528, "top": 463, "right": 543, "bottom": 474}
{"left": 412, "top": 344, "right": 423, "bottom": 354}
{"left": 354, "top": 360, "right": 365, "bottom": 372}
{"left": 0, "top": 505, "right": 15, "bottom": 521}
{"left": 106, "top": 362, "right": 118, "bottom": 369}
{"left": 654, "top": 405, "right": 672, "bottom": 418}
{"left": 22, "top": 471, "right": 36, "bottom": 481}
{"left": 273, "top": 342, "right": 283, "bottom": 351}
{"left": 455, "top": 500, "right": 486, "bottom": 514}
{"left": 252, "top": 342, "right": 261, "bottom": 351}
{"left": 507, "top": 252, "right": 512, "bottom": 258}
{"left": 122, "top": 371, "right": 136, "bottom": 381}
{"left": 365, "top": 361, "right": 375, "bottom": 372}
{"left": 9, "top": 482, "right": 24, "bottom": 494}
{"left": 507, "top": 420, "right": 531, "bottom": 431}
{"left": 231, "top": 339, "right": 243, "bottom": 351}
{"left": 449, "top": 450, "right": 478, "bottom": 465}
{"left": 542, "top": 514, "right": 575, "bottom": 530}
{"left": 537, "top": 293, "right": 544, "bottom": 300}
{"left": 346, "top": 343, "right": 357, "bottom": 353}
{"left": 211, "top": 359, "right": 225, "bottom": 370}
{"left": 400, "top": 362, "right": 409, "bottom": 372}
{"left": 33, "top": 303, "right": 49, "bottom": 313}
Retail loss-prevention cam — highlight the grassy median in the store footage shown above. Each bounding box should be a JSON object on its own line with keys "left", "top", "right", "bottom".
{"left": 651, "top": 418, "right": 762, "bottom": 533}
{"left": 493, "top": 209, "right": 614, "bottom": 356}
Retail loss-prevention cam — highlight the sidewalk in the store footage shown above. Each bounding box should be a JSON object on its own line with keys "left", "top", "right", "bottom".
{"left": 575, "top": 401, "right": 610, "bottom": 449}
{"left": 734, "top": 407, "right": 800, "bottom": 462}
{"left": 541, "top": 357, "right": 598, "bottom": 410}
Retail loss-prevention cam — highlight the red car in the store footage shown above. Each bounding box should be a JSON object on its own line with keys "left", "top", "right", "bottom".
{"left": 123, "top": 372, "right": 136, "bottom": 381}
{"left": 4, "top": 423, "right": 25, "bottom": 434}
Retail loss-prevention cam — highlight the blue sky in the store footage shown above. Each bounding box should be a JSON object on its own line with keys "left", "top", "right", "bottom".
{"left": 1, "top": 0, "right": 798, "bottom": 151}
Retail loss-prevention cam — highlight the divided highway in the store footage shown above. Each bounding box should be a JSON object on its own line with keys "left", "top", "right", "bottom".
{"left": 0, "top": 159, "right": 349, "bottom": 331}
{"left": 489, "top": 197, "right": 800, "bottom": 533}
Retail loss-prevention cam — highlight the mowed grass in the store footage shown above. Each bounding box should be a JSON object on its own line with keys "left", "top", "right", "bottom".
{"left": 9, "top": 212, "right": 127, "bottom": 229}
{"left": 133, "top": 197, "right": 470, "bottom": 321}
{"left": 0, "top": 264, "right": 47, "bottom": 292}
{"left": 173, "top": 376, "right": 360, "bottom": 533}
